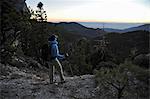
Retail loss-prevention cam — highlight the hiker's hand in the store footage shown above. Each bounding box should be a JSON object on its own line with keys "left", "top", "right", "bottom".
{"left": 65, "top": 53, "right": 69, "bottom": 57}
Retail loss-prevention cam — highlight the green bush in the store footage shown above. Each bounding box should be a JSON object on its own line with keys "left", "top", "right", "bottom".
{"left": 95, "top": 61, "right": 149, "bottom": 99}
{"left": 133, "top": 54, "right": 149, "bottom": 68}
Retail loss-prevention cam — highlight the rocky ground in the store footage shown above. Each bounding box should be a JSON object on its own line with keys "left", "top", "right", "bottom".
{"left": 0, "top": 60, "right": 148, "bottom": 99}
{"left": 0, "top": 63, "right": 101, "bottom": 99}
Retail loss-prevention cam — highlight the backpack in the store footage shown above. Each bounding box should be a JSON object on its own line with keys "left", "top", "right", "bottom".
{"left": 41, "top": 43, "right": 51, "bottom": 61}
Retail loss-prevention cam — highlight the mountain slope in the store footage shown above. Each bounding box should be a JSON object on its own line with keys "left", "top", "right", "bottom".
{"left": 48, "top": 22, "right": 105, "bottom": 38}
{"left": 123, "top": 24, "right": 150, "bottom": 33}
{"left": 104, "top": 24, "right": 150, "bottom": 33}
{"left": 94, "top": 30, "right": 149, "bottom": 63}
{"left": 104, "top": 28, "right": 122, "bottom": 33}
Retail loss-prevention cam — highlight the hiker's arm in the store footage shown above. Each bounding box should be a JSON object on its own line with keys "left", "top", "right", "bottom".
{"left": 55, "top": 45, "right": 65, "bottom": 59}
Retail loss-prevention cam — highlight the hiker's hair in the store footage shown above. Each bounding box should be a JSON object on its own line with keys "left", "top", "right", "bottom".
{"left": 48, "top": 34, "right": 58, "bottom": 41}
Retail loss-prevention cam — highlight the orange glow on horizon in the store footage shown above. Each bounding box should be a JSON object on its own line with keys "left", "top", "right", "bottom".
{"left": 26, "top": 0, "right": 150, "bottom": 24}
{"left": 47, "top": 18, "right": 150, "bottom": 23}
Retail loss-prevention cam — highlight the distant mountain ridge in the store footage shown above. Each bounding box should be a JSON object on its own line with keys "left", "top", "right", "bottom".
{"left": 48, "top": 22, "right": 149, "bottom": 38}
{"left": 104, "top": 24, "right": 150, "bottom": 33}
{"left": 48, "top": 22, "right": 105, "bottom": 38}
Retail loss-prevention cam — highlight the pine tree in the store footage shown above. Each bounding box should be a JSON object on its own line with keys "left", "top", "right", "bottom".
{"left": 33, "top": 2, "right": 47, "bottom": 22}
{"left": 24, "top": 2, "right": 49, "bottom": 63}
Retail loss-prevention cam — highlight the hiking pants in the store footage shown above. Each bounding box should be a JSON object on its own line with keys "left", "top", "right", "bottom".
{"left": 49, "top": 58, "right": 65, "bottom": 83}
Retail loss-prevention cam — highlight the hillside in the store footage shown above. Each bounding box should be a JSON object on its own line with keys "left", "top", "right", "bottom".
{"left": 104, "top": 24, "right": 150, "bottom": 33}
{"left": 103, "top": 28, "right": 122, "bottom": 33}
{"left": 94, "top": 30, "right": 149, "bottom": 63}
{"left": 123, "top": 24, "right": 150, "bottom": 33}
{"left": 48, "top": 22, "right": 105, "bottom": 38}
{"left": 1, "top": 55, "right": 149, "bottom": 99}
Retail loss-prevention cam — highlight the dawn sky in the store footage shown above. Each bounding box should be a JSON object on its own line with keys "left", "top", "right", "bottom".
{"left": 26, "top": 0, "right": 150, "bottom": 23}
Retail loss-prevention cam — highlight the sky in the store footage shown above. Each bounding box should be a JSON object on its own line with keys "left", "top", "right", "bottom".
{"left": 26, "top": 0, "right": 150, "bottom": 23}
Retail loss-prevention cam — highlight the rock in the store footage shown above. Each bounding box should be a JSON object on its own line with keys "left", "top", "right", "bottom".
{"left": 9, "top": 0, "right": 29, "bottom": 13}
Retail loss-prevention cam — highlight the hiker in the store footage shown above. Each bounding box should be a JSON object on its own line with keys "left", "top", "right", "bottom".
{"left": 48, "top": 34, "right": 66, "bottom": 84}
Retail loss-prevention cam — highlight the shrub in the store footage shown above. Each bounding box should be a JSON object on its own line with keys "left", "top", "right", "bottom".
{"left": 95, "top": 61, "right": 149, "bottom": 99}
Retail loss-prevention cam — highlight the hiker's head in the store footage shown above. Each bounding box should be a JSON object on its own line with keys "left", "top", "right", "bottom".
{"left": 48, "top": 34, "right": 58, "bottom": 41}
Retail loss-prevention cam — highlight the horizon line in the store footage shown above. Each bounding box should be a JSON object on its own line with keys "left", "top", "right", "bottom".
{"left": 47, "top": 18, "right": 150, "bottom": 24}
{"left": 47, "top": 20, "right": 150, "bottom": 24}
